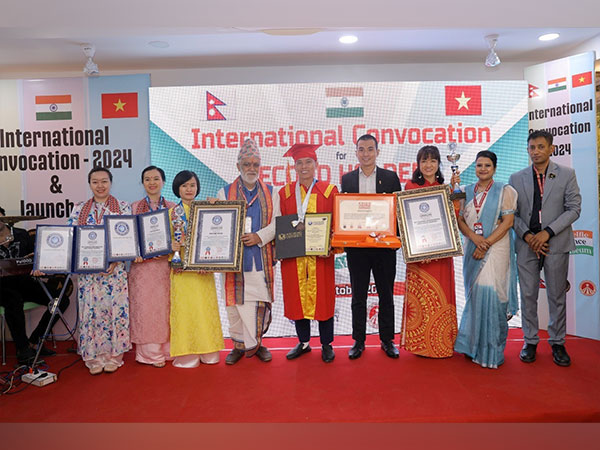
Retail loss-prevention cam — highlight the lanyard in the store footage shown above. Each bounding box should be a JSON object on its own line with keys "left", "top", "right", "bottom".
{"left": 145, "top": 195, "right": 165, "bottom": 211}
{"left": 533, "top": 166, "right": 546, "bottom": 223}
{"left": 473, "top": 180, "right": 494, "bottom": 219}
{"left": 93, "top": 202, "right": 109, "bottom": 224}
{"left": 533, "top": 166, "right": 546, "bottom": 200}
{"left": 293, "top": 179, "right": 317, "bottom": 226}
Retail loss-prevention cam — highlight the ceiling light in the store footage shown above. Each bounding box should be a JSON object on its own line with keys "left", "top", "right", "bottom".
{"left": 484, "top": 34, "right": 500, "bottom": 68}
{"left": 82, "top": 44, "right": 99, "bottom": 76}
{"left": 339, "top": 35, "right": 358, "bottom": 44}
{"left": 539, "top": 33, "right": 560, "bottom": 41}
{"left": 148, "top": 41, "right": 169, "bottom": 48}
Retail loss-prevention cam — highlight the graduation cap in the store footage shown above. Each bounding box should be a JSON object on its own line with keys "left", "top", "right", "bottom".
{"left": 283, "top": 143, "right": 321, "bottom": 162}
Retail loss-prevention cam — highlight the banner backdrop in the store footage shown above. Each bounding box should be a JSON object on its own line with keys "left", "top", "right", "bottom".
{"left": 150, "top": 81, "right": 529, "bottom": 338}
{"left": 525, "top": 52, "right": 600, "bottom": 340}
{"left": 0, "top": 74, "right": 150, "bottom": 341}
{"left": 0, "top": 74, "right": 151, "bottom": 225}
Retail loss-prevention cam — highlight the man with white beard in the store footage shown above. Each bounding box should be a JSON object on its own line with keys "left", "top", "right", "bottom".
{"left": 216, "top": 139, "right": 280, "bottom": 364}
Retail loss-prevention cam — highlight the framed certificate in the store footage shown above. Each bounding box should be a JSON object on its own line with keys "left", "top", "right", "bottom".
{"left": 395, "top": 185, "right": 463, "bottom": 263}
{"left": 275, "top": 213, "right": 331, "bottom": 259}
{"left": 137, "top": 209, "right": 172, "bottom": 259}
{"left": 105, "top": 215, "right": 140, "bottom": 262}
{"left": 183, "top": 200, "right": 245, "bottom": 272}
{"left": 33, "top": 225, "right": 74, "bottom": 274}
{"left": 74, "top": 226, "right": 108, "bottom": 274}
{"left": 331, "top": 193, "right": 401, "bottom": 248}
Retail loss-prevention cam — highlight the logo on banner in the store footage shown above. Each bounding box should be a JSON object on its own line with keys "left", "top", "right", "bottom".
{"left": 325, "top": 86, "right": 364, "bottom": 118}
{"left": 572, "top": 71, "right": 593, "bottom": 88}
{"left": 102, "top": 92, "right": 139, "bottom": 118}
{"left": 547, "top": 77, "right": 567, "bottom": 93}
{"left": 528, "top": 84, "right": 539, "bottom": 98}
{"left": 207, "top": 91, "right": 227, "bottom": 120}
{"left": 35, "top": 95, "right": 72, "bottom": 121}
{"left": 579, "top": 280, "right": 596, "bottom": 296}
{"left": 572, "top": 230, "right": 594, "bottom": 256}
{"left": 367, "top": 303, "right": 379, "bottom": 328}
{"left": 444, "top": 85, "right": 481, "bottom": 115}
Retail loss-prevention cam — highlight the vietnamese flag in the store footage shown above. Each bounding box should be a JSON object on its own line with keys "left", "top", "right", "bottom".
{"left": 445, "top": 85, "right": 482, "bottom": 115}
{"left": 101, "top": 92, "right": 138, "bottom": 118}
{"left": 572, "top": 71, "right": 593, "bottom": 88}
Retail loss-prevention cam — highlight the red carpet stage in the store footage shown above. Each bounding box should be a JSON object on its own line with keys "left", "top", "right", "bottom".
{"left": 1, "top": 329, "right": 599, "bottom": 422}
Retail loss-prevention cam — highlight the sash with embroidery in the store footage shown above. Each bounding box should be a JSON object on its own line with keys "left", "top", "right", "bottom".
{"left": 224, "top": 177, "right": 274, "bottom": 306}
{"left": 78, "top": 195, "right": 121, "bottom": 225}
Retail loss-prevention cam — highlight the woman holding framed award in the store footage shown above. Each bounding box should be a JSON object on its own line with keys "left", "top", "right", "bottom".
{"left": 400, "top": 145, "right": 459, "bottom": 358}
{"left": 454, "top": 151, "right": 518, "bottom": 368}
{"left": 168, "top": 170, "right": 224, "bottom": 368}
{"left": 67, "top": 167, "right": 131, "bottom": 375}
{"left": 128, "top": 166, "right": 175, "bottom": 368}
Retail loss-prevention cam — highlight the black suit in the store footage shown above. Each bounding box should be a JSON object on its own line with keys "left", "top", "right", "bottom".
{"left": 340, "top": 167, "right": 401, "bottom": 342}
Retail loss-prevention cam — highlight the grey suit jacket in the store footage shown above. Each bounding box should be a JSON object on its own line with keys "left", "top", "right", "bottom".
{"left": 509, "top": 160, "right": 581, "bottom": 254}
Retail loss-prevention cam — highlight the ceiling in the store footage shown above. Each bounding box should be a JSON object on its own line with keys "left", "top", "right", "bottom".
{"left": 1, "top": 0, "right": 600, "bottom": 74}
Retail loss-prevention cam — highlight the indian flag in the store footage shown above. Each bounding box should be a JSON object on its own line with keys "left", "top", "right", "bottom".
{"left": 35, "top": 95, "right": 72, "bottom": 120}
{"left": 326, "top": 87, "right": 364, "bottom": 118}
{"left": 547, "top": 77, "right": 567, "bottom": 93}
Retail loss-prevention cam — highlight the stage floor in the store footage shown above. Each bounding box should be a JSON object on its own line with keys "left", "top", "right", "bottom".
{"left": 1, "top": 329, "right": 599, "bottom": 422}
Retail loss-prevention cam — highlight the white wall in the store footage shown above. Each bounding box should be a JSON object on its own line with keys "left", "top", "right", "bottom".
{"left": 2, "top": 62, "right": 533, "bottom": 87}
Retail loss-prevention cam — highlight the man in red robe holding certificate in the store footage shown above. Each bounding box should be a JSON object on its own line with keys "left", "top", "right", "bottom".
{"left": 279, "top": 144, "right": 338, "bottom": 363}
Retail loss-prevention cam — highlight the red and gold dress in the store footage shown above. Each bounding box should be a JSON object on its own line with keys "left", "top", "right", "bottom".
{"left": 400, "top": 180, "right": 458, "bottom": 358}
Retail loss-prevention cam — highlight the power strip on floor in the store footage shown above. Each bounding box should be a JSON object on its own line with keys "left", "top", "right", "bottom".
{"left": 22, "top": 371, "right": 57, "bottom": 387}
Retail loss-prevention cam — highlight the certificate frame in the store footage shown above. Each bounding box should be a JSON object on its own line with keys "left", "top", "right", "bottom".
{"left": 137, "top": 209, "right": 172, "bottom": 259}
{"left": 395, "top": 184, "right": 463, "bottom": 263}
{"left": 183, "top": 200, "right": 245, "bottom": 272}
{"left": 275, "top": 213, "right": 332, "bottom": 259}
{"left": 33, "top": 225, "right": 74, "bottom": 274}
{"left": 105, "top": 215, "right": 140, "bottom": 262}
{"left": 74, "top": 225, "right": 108, "bottom": 274}
{"left": 331, "top": 193, "right": 401, "bottom": 248}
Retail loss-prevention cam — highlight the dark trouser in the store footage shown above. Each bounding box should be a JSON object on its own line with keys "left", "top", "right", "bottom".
{"left": 346, "top": 247, "right": 397, "bottom": 342}
{"left": 0, "top": 275, "right": 70, "bottom": 351}
{"left": 294, "top": 318, "right": 334, "bottom": 346}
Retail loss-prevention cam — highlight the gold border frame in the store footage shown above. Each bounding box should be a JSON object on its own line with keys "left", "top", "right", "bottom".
{"left": 182, "top": 200, "right": 246, "bottom": 272}
{"left": 305, "top": 213, "right": 332, "bottom": 256}
{"left": 395, "top": 185, "right": 463, "bottom": 263}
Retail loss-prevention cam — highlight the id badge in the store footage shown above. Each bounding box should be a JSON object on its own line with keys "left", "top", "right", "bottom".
{"left": 245, "top": 216, "right": 253, "bottom": 234}
{"left": 474, "top": 222, "right": 484, "bottom": 236}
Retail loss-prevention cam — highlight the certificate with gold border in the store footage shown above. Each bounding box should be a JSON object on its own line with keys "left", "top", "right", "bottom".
{"left": 183, "top": 200, "right": 245, "bottom": 272}
{"left": 395, "top": 184, "right": 463, "bottom": 263}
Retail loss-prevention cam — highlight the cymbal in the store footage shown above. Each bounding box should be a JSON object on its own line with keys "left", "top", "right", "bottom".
{"left": 0, "top": 215, "right": 46, "bottom": 225}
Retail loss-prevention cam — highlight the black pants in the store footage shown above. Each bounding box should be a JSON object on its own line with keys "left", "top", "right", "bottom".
{"left": 294, "top": 318, "right": 334, "bottom": 346}
{"left": 0, "top": 275, "right": 70, "bottom": 351}
{"left": 346, "top": 247, "right": 397, "bottom": 342}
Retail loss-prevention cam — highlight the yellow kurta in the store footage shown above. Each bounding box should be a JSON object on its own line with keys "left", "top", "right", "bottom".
{"left": 169, "top": 203, "right": 224, "bottom": 356}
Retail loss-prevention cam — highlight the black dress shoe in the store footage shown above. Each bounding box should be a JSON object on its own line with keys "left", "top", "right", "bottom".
{"left": 16, "top": 347, "right": 36, "bottom": 365}
{"left": 519, "top": 343, "right": 537, "bottom": 363}
{"left": 37, "top": 345, "right": 57, "bottom": 357}
{"left": 256, "top": 346, "right": 272, "bottom": 362}
{"left": 552, "top": 344, "right": 571, "bottom": 367}
{"left": 321, "top": 344, "right": 335, "bottom": 363}
{"left": 225, "top": 348, "right": 245, "bottom": 365}
{"left": 381, "top": 340, "right": 400, "bottom": 358}
{"left": 348, "top": 341, "right": 365, "bottom": 359}
{"left": 286, "top": 342, "right": 311, "bottom": 360}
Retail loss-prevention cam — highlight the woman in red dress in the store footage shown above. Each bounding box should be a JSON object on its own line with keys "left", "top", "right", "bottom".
{"left": 400, "top": 145, "right": 459, "bottom": 358}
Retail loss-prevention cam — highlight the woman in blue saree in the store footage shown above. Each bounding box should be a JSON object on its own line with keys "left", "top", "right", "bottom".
{"left": 455, "top": 150, "right": 519, "bottom": 368}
